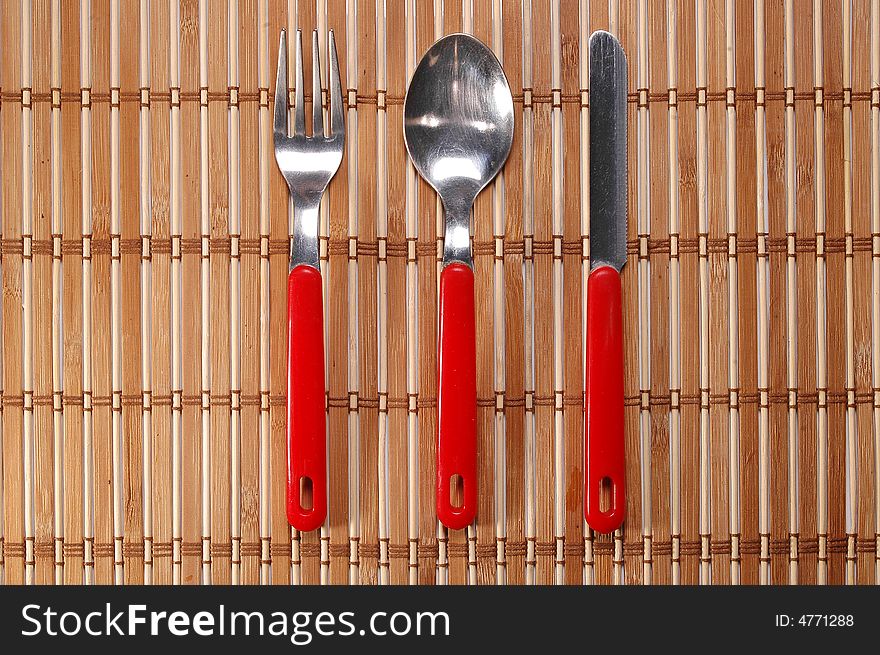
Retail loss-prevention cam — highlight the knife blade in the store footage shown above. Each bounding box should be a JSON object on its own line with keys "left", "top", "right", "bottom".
{"left": 584, "top": 30, "right": 628, "bottom": 534}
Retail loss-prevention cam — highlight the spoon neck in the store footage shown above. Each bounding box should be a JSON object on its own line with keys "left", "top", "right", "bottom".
{"left": 442, "top": 200, "right": 473, "bottom": 268}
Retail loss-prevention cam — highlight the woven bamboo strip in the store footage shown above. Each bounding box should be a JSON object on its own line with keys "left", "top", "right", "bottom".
{"left": 694, "top": 0, "right": 710, "bottom": 585}
{"left": 724, "top": 2, "right": 760, "bottom": 584}
{"left": 329, "top": 0, "right": 351, "bottom": 586}
{"left": 634, "top": 0, "right": 652, "bottom": 586}
{"left": 851, "top": 0, "right": 874, "bottom": 587}
{"left": 558, "top": 0, "right": 583, "bottom": 586}
{"left": 548, "top": 0, "right": 564, "bottom": 587}
{"left": 139, "top": 0, "right": 154, "bottom": 585}
{"left": 491, "top": 0, "right": 508, "bottom": 585}
{"left": 521, "top": 0, "right": 536, "bottom": 586}
{"left": 724, "top": 0, "right": 741, "bottom": 585}
{"left": 89, "top": 0, "right": 113, "bottom": 584}
{"left": 376, "top": 0, "right": 390, "bottom": 585}
{"left": 227, "top": 0, "right": 247, "bottom": 582}
{"left": 237, "top": 0, "right": 260, "bottom": 585}
{"left": 33, "top": 0, "right": 52, "bottom": 586}
{"left": 356, "top": 0, "right": 380, "bottom": 586}
{"left": 732, "top": 0, "right": 758, "bottom": 586}
{"left": 529, "top": 0, "right": 553, "bottom": 586}
{"left": 841, "top": 2, "right": 859, "bottom": 584}
{"left": 241, "top": 0, "right": 258, "bottom": 585}
{"left": 871, "top": 0, "right": 880, "bottom": 586}
{"left": 124, "top": 0, "right": 146, "bottom": 585}
{"left": 61, "top": 0, "right": 86, "bottom": 585}
{"left": 813, "top": 0, "right": 828, "bottom": 586}
{"left": 467, "top": 0, "right": 486, "bottom": 587}
{"left": 317, "top": 0, "right": 337, "bottom": 586}
{"left": 109, "top": 0, "right": 122, "bottom": 583}
{"left": 169, "top": 0, "right": 182, "bottom": 586}
{"left": 50, "top": 0, "right": 64, "bottom": 586}
{"left": 383, "top": 0, "right": 407, "bottom": 587}
{"left": 795, "top": 0, "right": 818, "bottom": 585}
{"left": 256, "top": 0, "right": 270, "bottom": 587}
{"left": 703, "top": 0, "right": 726, "bottom": 585}
{"left": 402, "top": 0, "right": 419, "bottom": 585}
{"left": 759, "top": 0, "right": 780, "bottom": 585}
{"left": 755, "top": 0, "right": 770, "bottom": 586}
{"left": 150, "top": 0, "right": 173, "bottom": 585}
{"left": 501, "top": 0, "right": 525, "bottom": 586}
{"left": 471, "top": 0, "right": 494, "bottom": 586}
{"left": 178, "top": 0, "right": 203, "bottom": 585}
{"left": 665, "top": 0, "right": 681, "bottom": 586}
{"left": 822, "top": 0, "right": 846, "bottom": 586}
{"left": 208, "top": 0, "right": 231, "bottom": 586}
{"left": 578, "top": 0, "right": 590, "bottom": 585}
{"left": 237, "top": 0, "right": 260, "bottom": 586}
{"left": 19, "top": 0, "right": 33, "bottom": 586}
{"left": 739, "top": 0, "right": 756, "bottom": 584}
{"left": 674, "top": 0, "right": 699, "bottom": 586}
{"left": 79, "top": 0, "right": 95, "bottom": 585}
{"left": 417, "top": 0, "right": 439, "bottom": 585}
{"left": 227, "top": 0, "right": 242, "bottom": 587}
{"left": 197, "top": 0, "right": 211, "bottom": 584}
{"left": 842, "top": 0, "right": 857, "bottom": 586}
{"left": 707, "top": 0, "right": 729, "bottom": 586}
{"left": 783, "top": 0, "right": 800, "bottom": 584}
{"left": 2, "top": 0, "right": 26, "bottom": 586}
{"left": 610, "top": 0, "right": 630, "bottom": 586}
{"left": 740, "top": 1, "right": 759, "bottom": 587}
{"left": 856, "top": 0, "right": 873, "bottom": 583}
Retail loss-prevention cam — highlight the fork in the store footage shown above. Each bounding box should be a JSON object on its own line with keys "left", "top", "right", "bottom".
{"left": 274, "top": 28, "right": 344, "bottom": 532}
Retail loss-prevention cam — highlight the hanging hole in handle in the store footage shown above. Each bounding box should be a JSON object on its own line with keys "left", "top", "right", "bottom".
{"left": 449, "top": 474, "right": 464, "bottom": 510}
{"left": 299, "top": 476, "right": 314, "bottom": 511}
{"left": 599, "top": 477, "right": 613, "bottom": 514}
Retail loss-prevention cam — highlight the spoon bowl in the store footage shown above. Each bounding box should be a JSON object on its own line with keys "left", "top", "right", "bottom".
{"left": 404, "top": 33, "right": 514, "bottom": 236}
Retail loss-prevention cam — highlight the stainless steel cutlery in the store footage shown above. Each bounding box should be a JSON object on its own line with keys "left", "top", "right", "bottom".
{"left": 277, "top": 27, "right": 628, "bottom": 534}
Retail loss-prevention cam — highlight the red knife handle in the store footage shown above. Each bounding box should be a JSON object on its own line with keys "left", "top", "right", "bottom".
{"left": 584, "top": 264, "right": 625, "bottom": 533}
{"left": 287, "top": 264, "right": 327, "bottom": 532}
{"left": 436, "top": 262, "right": 477, "bottom": 530}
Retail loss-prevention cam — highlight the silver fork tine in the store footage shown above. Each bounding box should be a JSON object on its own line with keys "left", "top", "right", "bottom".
{"left": 273, "top": 29, "right": 288, "bottom": 141}
{"left": 328, "top": 30, "right": 344, "bottom": 136}
{"left": 311, "top": 30, "right": 324, "bottom": 136}
{"left": 293, "top": 29, "right": 305, "bottom": 136}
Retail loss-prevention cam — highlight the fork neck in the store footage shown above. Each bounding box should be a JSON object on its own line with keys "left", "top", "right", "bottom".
{"left": 290, "top": 201, "right": 321, "bottom": 270}
{"left": 441, "top": 198, "right": 473, "bottom": 269}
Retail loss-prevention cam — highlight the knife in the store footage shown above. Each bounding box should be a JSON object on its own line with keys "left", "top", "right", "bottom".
{"left": 584, "top": 30, "right": 628, "bottom": 534}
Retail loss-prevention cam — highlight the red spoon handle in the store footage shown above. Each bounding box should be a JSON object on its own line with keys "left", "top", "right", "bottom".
{"left": 436, "top": 262, "right": 477, "bottom": 530}
{"left": 584, "top": 264, "right": 626, "bottom": 533}
{"left": 287, "top": 264, "right": 327, "bottom": 532}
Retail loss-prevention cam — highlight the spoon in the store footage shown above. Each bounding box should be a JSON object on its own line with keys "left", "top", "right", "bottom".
{"left": 403, "top": 33, "right": 514, "bottom": 530}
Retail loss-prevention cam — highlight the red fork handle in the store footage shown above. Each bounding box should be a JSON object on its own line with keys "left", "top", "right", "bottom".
{"left": 436, "top": 262, "right": 477, "bottom": 530}
{"left": 287, "top": 264, "right": 327, "bottom": 532}
{"left": 584, "top": 265, "right": 626, "bottom": 533}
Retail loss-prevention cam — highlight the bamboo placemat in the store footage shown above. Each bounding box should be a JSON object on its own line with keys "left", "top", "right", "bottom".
{"left": 0, "top": 0, "right": 878, "bottom": 586}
